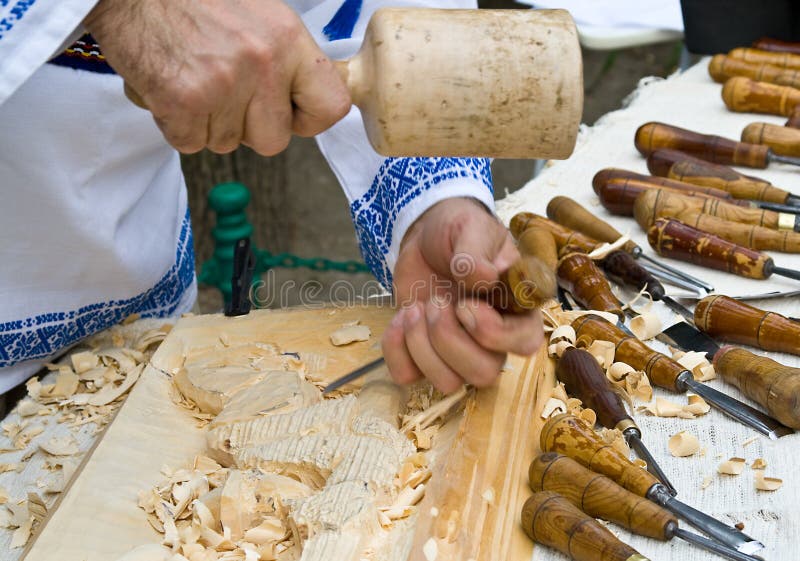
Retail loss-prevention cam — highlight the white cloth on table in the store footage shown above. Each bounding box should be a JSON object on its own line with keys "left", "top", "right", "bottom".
{"left": 0, "top": 0, "right": 494, "bottom": 393}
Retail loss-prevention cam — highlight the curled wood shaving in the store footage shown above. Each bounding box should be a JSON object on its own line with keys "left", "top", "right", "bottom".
{"left": 632, "top": 458, "right": 647, "bottom": 469}
{"left": 668, "top": 431, "right": 700, "bottom": 457}
{"left": 586, "top": 235, "right": 630, "bottom": 259}
{"left": 671, "top": 350, "right": 717, "bottom": 381}
{"left": 16, "top": 398, "right": 44, "bottom": 417}
{"left": 540, "top": 397, "right": 567, "bottom": 419}
{"left": 718, "top": 457, "right": 747, "bottom": 476}
{"left": 550, "top": 325, "right": 576, "bottom": 345}
{"left": 551, "top": 383, "right": 569, "bottom": 403}
{"left": 10, "top": 516, "right": 33, "bottom": 548}
{"left": 701, "top": 475, "right": 714, "bottom": 490}
{"left": 599, "top": 428, "right": 630, "bottom": 457}
{"left": 754, "top": 471, "right": 783, "bottom": 491}
{"left": 586, "top": 340, "right": 615, "bottom": 369}
{"left": 402, "top": 385, "right": 469, "bottom": 432}
{"left": 684, "top": 394, "right": 711, "bottom": 416}
{"left": 40, "top": 435, "right": 80, "bottom": 456}
{"left": 547, "top": 340, "right": 573, "bottom": 359}
{"left": 637, "top": 395, "right": 708, "bottom": 419}
{"left": 751, "top": 458, "right": 767, "bottom": 470}
{"left": 71, "top": 351, "right": 99, "bottom": 374}
{"left": 329, "top": 324, "right": 371, "bottom": 346}
{"left": 742, "top": 436, "right": 759, "bottom": 447}
{"left": 629, "top": 312, "right": 662, "bottom": 341}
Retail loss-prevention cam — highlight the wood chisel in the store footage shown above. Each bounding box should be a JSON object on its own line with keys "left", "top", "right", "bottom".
{"left": 542, "top": 197, "right": 715, "bottom": 293}
{"left": 521, "top": 491, "right": 650, "bottom": 561}
{"left": 529, "top": 453, "right": 764, "bottom": 561}
{"left": 555, "top": 346, "right": 677, "bottom": 495}
{"left": 635, "top": 121, "right": 800, "bottom": 169}
{"left": 540, "top": 413, "right": 765, "bottom": 555}
{"left": 571, "top": 314, "right": 791, "bottom": 440}
{"left": 742, "top": 121, "right": 800, "bottom": 158}
{"left": 708, "top": 53, "right": 800, "bottom": 88}
{"left": 752, "top": 37, "right": 800, "bottom": 55}
{"left": 647, "top": 148, "right": 800, "bottom": 207}
{"left": 728, "top": 47, "right": 800, "bottom": 69}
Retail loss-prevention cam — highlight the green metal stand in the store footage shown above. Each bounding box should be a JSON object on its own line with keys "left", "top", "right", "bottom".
{"left": 198, "top": 182, "right": 369, "bottom": 304}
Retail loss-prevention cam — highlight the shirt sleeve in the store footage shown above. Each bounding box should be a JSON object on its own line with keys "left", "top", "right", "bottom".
{"left": 301, "top": 0, "right": 495, "bottom": 289}
{"left": 0, "top": 0, "right": 98, "bottom": 104}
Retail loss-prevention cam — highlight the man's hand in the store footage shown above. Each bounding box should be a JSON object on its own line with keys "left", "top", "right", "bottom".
{"left": 383, "top": 198, "right": 545, "bottom": 394}
{"left": 84, "top": 0, "right": 351, "bottom": 155}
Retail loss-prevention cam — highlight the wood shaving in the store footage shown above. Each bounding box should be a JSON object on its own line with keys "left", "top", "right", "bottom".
{"left": 718, "top": 457, "right": 747, "bottom": 476}
{"left": 16, "top": 398, "right": 44, "bottom": 417}
{"left": 629, "top": 312, "right": 662, "bottom": 341}
{"left": 551, "top": 383, "right": 569, "bottom": 403}
{"left": 751, "top": 458, "right": 767, "bottom": 470}
{"left": 754, "top": 471, "right": 783, "bottom": 491}
{"left": 550, "top": 325, "right": 576, "bottom": 345}
{"left": 672, "top": 350, "right": 717, "bottom": 381}
{"left": 742, "top": 436, "right": 759, "bottom": 447}
{"left": 71, "top": 351, "right": 99, "bottom": 374}
{"left": 599, "top": 428, "right": 630, "bottom": 457}
{"left": 540, "top": 397, "right": 568, "bottom": 419}
{"left": 701, "top": 475, "right": 714, "bottom": 489}
{"left": 9, "top": 516, "right": 33, "bottom": 548}
{"left": 637, "top": 395, "right": 708, "bottom": 419}
{"left": 684, "top": 394, "right": 711, "bottom": 416}
{"left": 632, "top": 458, "right": 647, "bottom": 469}
{"left": 586, "top": 340, "right": 615, "bottom": 369}
{"left": 547, "top": 340, "right": 573, "bottom": 359}
{"left": 0, "top": 486, "right": 7, "bottom": 504}
{"left": 329, "top": 324, "right": 372, "bottom": 346}
{"left": 39, "top": 435, "right": 80, "bottom": 456}
{"left": 668, "top": 431, "right": 700, "bottom": 457}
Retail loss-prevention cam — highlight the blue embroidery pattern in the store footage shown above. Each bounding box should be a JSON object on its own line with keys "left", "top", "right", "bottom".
{"left": 350, "top": 158, "right": 492, "bottom": 289}
{"left": 323, "top": 0, "right": 362, "bottom": 41}
{"left": 0, "top": 210, "right": 196, "bottom": 368}
{"left": 0, "top": 0, "right": 37, "bottom": 40}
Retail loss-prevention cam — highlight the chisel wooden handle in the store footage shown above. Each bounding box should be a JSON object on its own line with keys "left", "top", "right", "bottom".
{"left": 677, "top": 211, "right": 800, "bottom": 252}
{"left": 571, "top": 314, "right": 684, "bottom": 391}
{"left": 521, "top": 491, "right": 649, "bottom": 561}
{"left": 787, "top": 109, "right": 800, "bottom": 128}
{"left": 517, "top": 225, "right": 559, "bottom": 271}
{"left": 633, "top": 188, "right": 786, "bottom": 231}
{"left": 647, "top": 218, "right": 774, "bottom": 280}
{"left": 722, "top": 76, "right": 800, "bottom": 117}
{"left": 529, "top": 453, "right": 676, "bottom": 541}
{"left": 540, "top": 413, "right": 660, "bottom": 497}
{"left": 511, "top": 212, "right": 599, "bottom": 253}
{"left": 708, "top": 54, "right": 800, "bottom": 88}
{"left": 635, "top": 122, "right": 770, "bottom": 168}
{"left": 753, "top": 37, "right": 800, "bottom": 56}
{"left": 599, "top": 179, "right": 741, "bottom": 217}
{"left": 729, "top": 47, "right": 800, "bottom": 69}
{"left": 695, "top": 295, "right": 800, "bottom": 355}
{"left": 647, "top": 149, "right": 792, "bottom": 204}
{"left": 496, "top": 255, "right": 558, "bottom": 312}
{"left": 714, "top": 346, "right": 800, "bottom": 429}
{"left": 742, "top": 122, "right": 800, "bottom": 157}
{"left": 557, "top": 253, "right": 624, "bottom": 320}
{"left": 512, "top": 211, "right": 664, "bottom": 298}
{"left": 547, "top": 196, "right": 636, "bottom": 253}
{"left": 556, "top": 347, "right": 631, "bottom": 430}
{"left": 594, "top": 168, "right": 735, "bottom": 208}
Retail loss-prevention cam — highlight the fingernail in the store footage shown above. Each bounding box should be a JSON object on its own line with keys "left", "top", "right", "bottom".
{"left": 425, "top": 300, "right": 440, "bottom": 324}
{"left": 457, "top": 304, "right": 476, "bottom": 330}
{"left": 390, "top": 308, "right": 405, "bottom": 327}
{"left": 404, "top": 303, "right": 421, "bottom": 327}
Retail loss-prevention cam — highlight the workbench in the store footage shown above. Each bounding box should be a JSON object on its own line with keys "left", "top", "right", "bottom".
{"left": 1, "top": 58, "right": 798, "bottom": 561}
{"left": 497, "top": 58, "right": 800, "bottom": 560}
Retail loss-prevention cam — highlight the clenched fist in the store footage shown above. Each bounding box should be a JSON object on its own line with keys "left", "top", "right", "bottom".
{"left": 84, "top": 0, "right": 351, "bottom": 155}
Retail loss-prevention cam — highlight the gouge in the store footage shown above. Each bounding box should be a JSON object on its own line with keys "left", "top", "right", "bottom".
{"left": 708, "top": 54, "right": 800, "bottom": 88}
{"left": 728, "top": 47, "right": 800, "bottom": 69}
{"left": 510, "top": 212, "right": 679, "bottom": 298}
{"left": 540, "top": 413, "right": 764, "bottom": 555}
{"left": 322, "top": 254, "right": 556, "bottom": 393}
{"left": 543, "top": 197, "right": 714, "bottom": 293}
{"left": 633, "top": 188, "right": 800, "bottom": 234}
{"left": 722, "top": 76, "right": 800, "bottom": 117}
{"left": 666, "top": 210, "right": 800, "bottom": 253}
{"left": 555, "top": 347, "right": 676, "bottom": 494}
{"left": 654, "top": 301, "right": 799, "bottom": 432}
{"left": 752, "top": 37, "right": 800, "bottom": 56}
{"left": 571, "top": 314, "right": 791, "bottom": 439}
{"left": 335, "top": 8, "right": 582, "bottom": 158}
{"left": 648, "top": 217, "right": 800, "bottom": 282}
{"left": 635, "top": 121, "right": 800, "bottom": 169}
{"left": 648, "top": 148, "right": 800, "bottom": 207}
{"left": 742, "top": 121, "right": 800, "bottom": 158}
{"left": 521, "top": 491, "right": 650, "bottom": 561}
{"left": 530, "top": 453, "right": 766, "bottom": 561}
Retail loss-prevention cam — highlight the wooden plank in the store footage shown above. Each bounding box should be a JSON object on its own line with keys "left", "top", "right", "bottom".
{"left": 23, "top": 304, "right": 551, "bottom": 561}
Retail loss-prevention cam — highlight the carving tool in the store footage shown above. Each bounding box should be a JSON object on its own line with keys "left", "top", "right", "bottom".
{"left": 510, "top": 212, "right": 684, "bottom": 298}
{"left": 633, "top": 189, "right": 800, "bottom": 237}
{"left": 752, "top": 37, "right": 800, "bottom": 56}
{"left": 648, "top": 218, "right": 800, "bottom": 282}
{"left": 540, "top": 413, "right": 765, "bottom": 555}
{"left": 742, "top": 121, "right": 800, "bottom": 158}
{"left": 647, "top": 148, "right": 800, "bottom": 207}
{"left": 635, "top": 121, "right": 800, "bottom": 169}
{"left": 594, "top": 168, "right": 800, "bottom": 215}
{"left": 571, "top": 314, "right": 791, "bottom": 440}
{"left": 555, "top": 346, "right": 677, "bottom": 494}
{"left": 541, "top": 197, "right": 713, "bottom": 293}
{"left": 334, "top": 8, "right": 582, "bottom": 158}
{"left": 728, "top": 47, "right": 800, "bottom": 69}
{"left": 521, "top": 491, "right": 650, "bottom": 561}
{"left": 708, "top": 54, "right": 800, "bottom": 88}
{"left": 722, "top": 76, "right": 800, "bottom": 117}
{"left": 530, "top": 453, "right": 765, "bottom": 561}
{"left": 654, "top": 299, "right": 799, "bottom": 432}
{"left": 322, "top": 254, "right": 556, "bottom": 393}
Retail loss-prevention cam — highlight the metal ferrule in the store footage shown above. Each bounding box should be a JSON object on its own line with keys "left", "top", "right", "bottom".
{"left": 615, "top": 418, "right": 638, "bottom": 434}
{"left": 777, "top": 212, "right": 797, "bottom": 231}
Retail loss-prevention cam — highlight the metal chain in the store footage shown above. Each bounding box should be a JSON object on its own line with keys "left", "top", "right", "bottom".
{"left": 258, "top": 250, "right": 369, "bottom": 273}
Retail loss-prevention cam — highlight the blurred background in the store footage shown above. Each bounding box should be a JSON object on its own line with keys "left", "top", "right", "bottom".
{"left": 189, "top": 0, "right": 689, "bottom": 312}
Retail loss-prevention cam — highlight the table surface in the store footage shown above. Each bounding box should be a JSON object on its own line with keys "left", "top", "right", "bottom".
{"left": 496, "top": 59, "right": 800, "bottom": 561}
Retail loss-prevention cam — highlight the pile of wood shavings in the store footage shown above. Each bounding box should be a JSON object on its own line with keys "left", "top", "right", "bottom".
{"left": 0, "top": 317, "right": 172, "bottom": 549}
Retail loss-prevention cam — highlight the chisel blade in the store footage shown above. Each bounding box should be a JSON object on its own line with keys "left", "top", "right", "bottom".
{"left": 322, "top": 357, "right": 386, "bottom": 395}
{"left": 657, "top": 321, "right": 721, "bottom": 360}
